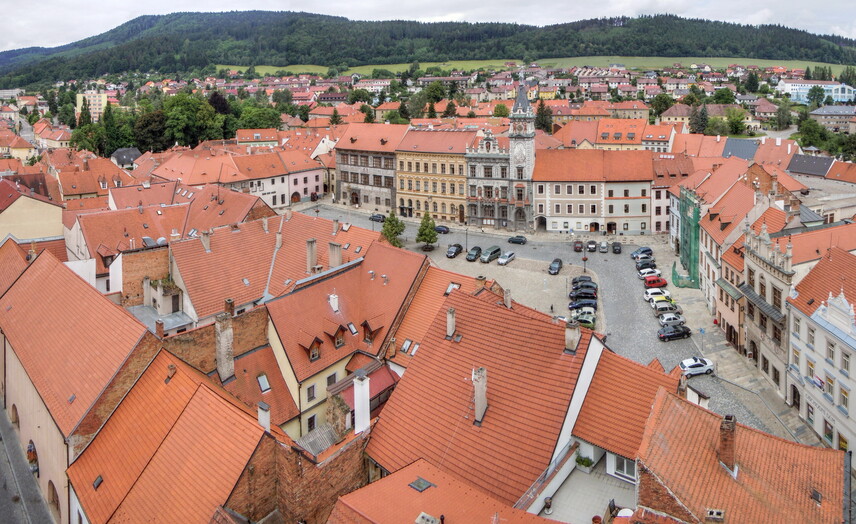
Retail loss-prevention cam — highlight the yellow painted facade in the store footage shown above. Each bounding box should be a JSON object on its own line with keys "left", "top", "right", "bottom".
{"left": 395, "top": 152, "right": 468, "bottom": 223}
{"left": 0, "top": 196, "right": 63, "bottom": 240}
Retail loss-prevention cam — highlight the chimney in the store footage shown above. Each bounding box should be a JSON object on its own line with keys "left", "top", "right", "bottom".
{"left": 225, "top": 298, "right": 235, "bottom": 317}
{"left": 262, "top": 216, "right": 269, "bottom": 233}
{"left": 776, "top": 137, "right": 781, "bottom": 146}
{"left": 306, "top": 238, "right": 317, "bottom": 273}
{"left": 169, "top": 228, "right": 180, "bottom": 242}
{"left": 677, "top": 374, "right": 688, "bottom": 398}
{"left": 167, "top": 364, "right": 176, "bottom": 380}
{"left": 718, "top": 415, "right": 737, "bottom": 473}
{"left": 716, "top": 135, "right": 721, "bottom": 143}
{"left": 354, "top": 369, "right": 371, "bottom": 434}
{"left": 565, "top": 320, "right": 580, "bottom": 353}
{"left": 329, "top": 242, "right": 342, "bottom": 267}
{"left": 201, "top": 230, "right": 211, "bottom": 252}
{"left": 503, "top": 288, "right": 512, "bottom": 309}
{"left": 472, "top": 367, "right": 488, "bottom": 425}
{"left": 155, "top": 319, "right": 165, "bottom": 338}
{"left": 257, "top": 402, "right": 271, "bottom": 433}
{"left": 446, "top": 308, "right": 456, "bottom": 338}
{"left": 787, "top": 143, "right": 792, "bottom": 155}
{"left": 760, "top": 136, "right": 766, "bottom": 145}
{"left": 332, "top": 218, "right": 339, "bottom": 234}
{"left": 275, "top": 231, "right": 282, "bottom": 249}
{"left": 475, "top": 275, "right": 487, "bottom": 290}
{"left": 329, "top": 293, "right": 339, "bottom": 312}
{"left": 214, "top": 312, "right": 235, "bottom": 381}
{"left": 285, "top": 208, "right": 293, "bottom": 220}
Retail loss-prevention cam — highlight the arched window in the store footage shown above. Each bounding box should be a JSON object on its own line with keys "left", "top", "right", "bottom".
{"left": 415, "top": 201, "right": 421, "bottom": 210}
{"left": 432, "top": 202, "right": 438, "bottom": 213}
{"left": 441, "top": 203, "right": 447, "bottom": 214}
{"left": 10, "top": 404, "right": 18, "bottom": 429}
{"left": 48, "top": 480, "right": 60, "bottom": 521}
{"left": 27, "top": 440, "right": 38, "bottom": 476}
{"left": 450, "top": 204, "right": 456, "bottom": 216}
{"left": 399, "top": 198, "right": 404, "bottom": 207}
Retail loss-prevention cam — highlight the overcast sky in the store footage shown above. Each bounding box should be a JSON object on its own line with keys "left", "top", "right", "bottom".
{"left": 4, "top": 1, "right": 856, "bottom": 52}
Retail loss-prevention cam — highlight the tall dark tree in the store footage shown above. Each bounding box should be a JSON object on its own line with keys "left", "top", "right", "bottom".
{"left": 426, "top": 102, "right": 437, "bottom": 119}
{"left": 208, "top": 91, "right": 230, "bottom": 114}
{"left": 744, "top": 72, "right": 759, "bottom": 93}
{"left": 442, "top": 100, "right": 457, "bottom": 118}
{"left": 398, "top": 101, "right": 410, "bottom": 120}
{"left": 134, "top": 110, "right": 170, "bottom": 152}
{"left": 804, "top": 66, "right": 812, "bottom": 80}
{"left": 535, "top": 99, "right": 553, "bottom": 132}
{"left": 78, "top": 98, "right": 92, "bottom": 126}
{"left": 329, "top": 108, "right": 343, "bottom": 125}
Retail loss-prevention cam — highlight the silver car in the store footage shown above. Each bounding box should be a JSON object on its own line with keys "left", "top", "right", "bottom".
{"left": 498, "top": 251, "right": 516, "bottom": 265}
{"left": 658, "top": 312, "right": 686, "bottom": 327}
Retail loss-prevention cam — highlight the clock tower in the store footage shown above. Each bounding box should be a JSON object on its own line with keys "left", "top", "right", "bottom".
{"left": 509, "top": 79, "right": 535, "bottom": 182}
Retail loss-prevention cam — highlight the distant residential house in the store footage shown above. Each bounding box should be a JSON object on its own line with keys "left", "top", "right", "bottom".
{"left": 777, "top": 79, "right": 855, "bottom": 103}
{"left": 809, "top": 105, "right": 856, "bottom": 133}
{"left": 109, "top": 147, "right": 142, "bottom": 169}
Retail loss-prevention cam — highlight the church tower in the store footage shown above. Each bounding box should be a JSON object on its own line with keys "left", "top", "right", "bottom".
{"left": 509, "top": 78, "right": 536, "bottom": 182}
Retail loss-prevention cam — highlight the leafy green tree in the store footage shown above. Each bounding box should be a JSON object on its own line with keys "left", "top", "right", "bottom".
{"left": 58, "top": 103, "right": 76, "bottom": 129}
{"left": 102, "top": 103, "right": 124, "bottom": 155}
{"left": 297, "top": 105, "right": 310, "bottom": 122}
{"left": 134, "top": 110, "right": 171, "bottom": 152}
{"left": 78, "top": 98, "right": 92, "bottom": 126}
{"left": 712, "top": 88, "right": 736, "bottom": 104}
{"left": 329, "top": 108, "right": 343, "bottom": 125}
{"left": 424, "top": 81, "right": 445, "bottom": 103}
{"left": 398, "top": 101, "right": 410, "bottom": 120}
{"left": 493, "top": 104, "right": 510, "bottom": 117}
{"left": 806, "top": 85, "right": 826, "bottom": 107}
{"left": 163, "top": 93, "right": 223, "bottom": 147}
{"left": 427, "top": 102, "right": 437, "bottom": 119}
{"left": 237, "top": 106, "right": 280, "bottom": 129}
{"left": 380, "top": 211, "right": 406, "bottom": 247}
{"left": 840, "top": 66, "right": 856, "bottom": 88}
{"left": 271, "top": 89, "right": 293, "bottom": 109}
{"left": 650, "top": 93, "right": 674, "bottom": 116}
{"left": 347, "top": 89, "right": 372, "bottom": 105}
{"left": 71, "top": 124, "right": 107, "bottom": 154}
{"left": 798, "top": 118, "right": 828, "bottom": 148}
{"left": 442, "top": 100, "right": 457, "bottom": 118}
{"left": 535, "top": 99, "right": 553, "bottom": 132}
{"left": 466, "top": 110, "right": 476, "bottom": 118}
{"left": 725, "top": 107, "right": 747, "bottom": 134}
{"left": 416, "top": 212, "right": 438, "bottom": 246}
{"left": 704, "top": 117, "right": 729, "bottom": 136}
{"left": 775, "top": 100, "right": 792, "bottom": 130}
{"left": 744, "top": 72, "right": 759, "bottom": 93}
{"left": 824, "top": 95, "right": 834, "bottom": 106}
{"left": 837, "top": 133, "right": 856, "bottom": 161}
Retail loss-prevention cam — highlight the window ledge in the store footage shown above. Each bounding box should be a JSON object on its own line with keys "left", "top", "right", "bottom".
{"left": 826, "top": 358, "right": 835, "bottom": 367}
{"left": 841, "top": 369, "right": 850, "bottom": 379}
{"left": 823, "top": 393, "right": 834, "bottom": 404}
{"left": 837, "top": 405, "right": 849, "bottom": 417}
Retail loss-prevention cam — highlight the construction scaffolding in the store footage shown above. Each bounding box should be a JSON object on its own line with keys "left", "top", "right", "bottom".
{"left": 676, "top": 187, "right": 700, "bottom": 288}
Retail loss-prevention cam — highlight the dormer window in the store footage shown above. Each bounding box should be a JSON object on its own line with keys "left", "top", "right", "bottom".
{"left": 309, "top": 343, "right": 320, "bottom": 361}
{"left": 335, "top": 329, "right": 345, "bottom": 348}
{"left": 99, "top": 180, "right": 107, "bottom": 189}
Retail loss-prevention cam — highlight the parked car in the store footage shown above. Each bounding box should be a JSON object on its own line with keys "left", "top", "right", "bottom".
{"left": 465, "top": 246, "right": 482, "bottom": 262}
{"left": 658, "top": 325, "right": 692, "bottom": 342}
{"left": 643, "top": 288, "right": 672, "bottom": 301}
{"left": 586, "top": 240, "right": 597, "bottom": 252}
{"left": 572, "top": 275, "right": 593, "bottom": 285}
{"left": 635, "top": 254, "right": 655, "bottom": 263}
{"left": 446, "top": 244, "right": 463, "bottom": 258}
{"left": 369, "top": 213, "right": 385, "bottom": 223}
{"left": 435, "top": 225, "right": 450, "bottom": 234}
{"left": 653, "top": 301, "right": 683, "bottom": 317}
{"left": 644, "top": 276, "right": 668, "bottom": 288}
{"left": 508, "top": 235, "right": 528, "bottom": 245}
{"left": 636, "top": 259, "right": 657, "bottom": 271}
{"left": 658, "top": 313, "right": 686, "bottom": 327}
{"left": 498, "top": 251, "right": 516, "bottom": 265}
{"left": 598, "top": 241, "right": 609, "bottom": 253}
{"left": 612, "top": 242, "right": 622, "bottom": 254}
{"left": 569, "top": 289, "right": 598, "bottom": 301}
{"left": 576, "top": 313, "right": 596, "bottom": 329}
{"left": 638, "top": 268, "right": 662, "bottom": 279}
{"left": 649, "top": 295, "right": 677, "bottom": 308}
{"left": 480, "top": 245, "right": 502, "bottom": 263}
{"left": 570, "top": 306, "right": 597, "bottom": 319}
{"left": 572, "top": 281, "right": 598, "bottom": 291}
{"left": 679, "top": 356, "right": 714, "bottom": 376}
{"left": 631, "top": 247, "right": 653, "bottom": 260}
{"left": 573, "top": 240, "right": 584, "bottom": 252}
{"left": 548, "top": 258, "right": 563, "bottom": 275}
{"left": 569, "top": 299, "right": 598, "bottom": 311}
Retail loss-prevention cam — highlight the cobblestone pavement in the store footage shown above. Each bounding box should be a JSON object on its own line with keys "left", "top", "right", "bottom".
{"left": 0, "top": 409, "right": 53, "bottom": 524}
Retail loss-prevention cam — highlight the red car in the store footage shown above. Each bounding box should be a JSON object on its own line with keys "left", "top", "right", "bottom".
{"left": 573, "top": 240, "right": 584, "bottom": 252}
{"left": 644, "top": 276, "right": 668, "bottom": 288}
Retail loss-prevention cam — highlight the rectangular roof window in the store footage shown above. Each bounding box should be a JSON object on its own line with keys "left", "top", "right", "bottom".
{"left": 257, "top": 374, "right": 271, "bottom": 393}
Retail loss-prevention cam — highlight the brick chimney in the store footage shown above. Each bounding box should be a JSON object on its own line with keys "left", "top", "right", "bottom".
{"left": 329, "top": 242, "right": 342, "bottom": 267}
{"left": 565, "top": 319, "right": 580, "bottom": 353}
{"left": 262, "top": 216, "right": 269, "bottom": 233}
{"left": 446, "top": 308, "right": 456, "bottom": 338}
{"left": 475, "top": 275, "right": 487, "bottom": 290}
{"left": 503, "top": 288, "right": 512, "bottom": 309}
{"left": 275, "top": 231, "right": 282, "bottom": 249}
{"left": 354, "top": 369, "right": 371, "bottom": 434}
{"left": 473, "top": 367, "right": 488, "bottom": 425}
{"left": 224, "top": 298, "right": 235, "bottom": 317}
{"left": 155, "top": 319, "right": 165, "bottom": 338}
{"left": 332, "top": 218, "right": 339, "bottom": 235}
{"left": 306, "top": 238, "right": 317, "bottom": 273}
{"left": 214, "top": 312, "right": 235, "bottom": 381}
{"left": 257, "top": 402, "right": 271, "bottom": 433}
{"left": 169, "top": 228, "right": 180, "bottom": 242}
{"left": 718, "top": 415, "right": 737, "bottom": 473}
{"left": 201, "top": 230, "right": 211, "bottom": 252}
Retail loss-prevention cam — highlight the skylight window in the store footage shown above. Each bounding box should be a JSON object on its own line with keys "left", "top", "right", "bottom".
{"left": 444, "top": 282, "right": 461, "bottom": 296}
{"left": 400, "top": 339, "right": 412, "bottom": 353}
{"left": 355, "top": 246, "right": 362, "bottom": 253}
{"left": 257, "top": 374, "right": 271, "bottom": 393}
{"left": 343, "top": 243, "right": 350, "bottom": 250}
{"left": 347, "top": 322, "right": 358, "bottom": 335}
{"left": 410, "top": 343, "right": 420, "bottom": 356}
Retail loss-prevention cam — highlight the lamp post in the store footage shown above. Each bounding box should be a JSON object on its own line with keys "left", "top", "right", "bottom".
{"left": 314, "top": 208, "right": 319, "bottom": 220}
{"left": 582, "top": 256, "right": 588, "bottom": 273}
{"left": 465, "top": 227, "right": 469, "bottom": 251}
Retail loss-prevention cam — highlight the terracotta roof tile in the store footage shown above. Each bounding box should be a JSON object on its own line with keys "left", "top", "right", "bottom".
{"left": 396, "top": 129, "right": 478, "bottom": 154}
{"left": 826, "top": 161, "right": 856, "bottom": 184}
{"left": 552, "top": 120, "right": 598, "bottom": 148}
{"left": 367, "top": 290, "right": 590, "bottom": 505}
{"left": 771, "top": 222, "right": 856, "bottom": 265}
{"left": 336, "top": 123, "right": 409, "bottom": 153}
{"left": 575, "top": 351, "right": 679, "bottom": 458}
{"left": 0, "top": 251, "right": 147, "bottom": 436}
{"left": 218, "top": 345, "right": 300, "bottom": 425}
{"left": 533, "top": 149, "right": 654, "bottom": 182}
{"left": 788, "top": 247, "right": 856, "bottom": 317}
{"left": 670, "top": 134, "right": 727, "bottom": 157}
{"left": 0, "top": 237, "right": 27, "bottom": 295}
{"left": 699, "top": 182, "right": 755, "bottom": 245}
{"left": 339, "top": 365, "right": 400, "bottom": 410}
{"left": 329, "top": 459, "right": 554, "bottom": 523}
{"left": 638, "top": 389, "right": 844, "bottom": 523}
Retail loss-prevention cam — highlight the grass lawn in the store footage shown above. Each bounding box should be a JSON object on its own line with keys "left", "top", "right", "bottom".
{"left": 217, "top": 56, "right": 847, "bottom": 76}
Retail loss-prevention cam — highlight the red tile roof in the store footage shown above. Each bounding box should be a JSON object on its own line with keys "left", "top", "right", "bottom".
{"left": 552, "top": 120, "right": 598, "bottom": 148}
{"left": 0, "top": 251, "right": 147, "bottom": 436}
{"left": 533, "top": 149, "right": 655, "bottom": 182}
{"left": 699, "top": 182, "right": 755, "bottom": 245}
{"left": 595, "top": 119, "right": 647, "bottom": 145}
{"left": 771, "top": 222, "right": 856, "bottom": 265}
{"left": 267, "top": 242, "right": 426, "bottom": 382}
{"left": 0, "top": 237, "right": 27, "bottom": 295}
{"left": 638, "top": 389, "right": 844, "bottom": 524}
{"left": 788, "top": 247, "right": 856, "bottom": 317}
{"left": 670, "top": 134, "right": 727, "bottom": 157}
{"left": 151, "top": 150, "right": 243, "bottom": 186}
{"left": 328, "top": 459, "right": 554, "bottom": 523}
{"left": 574, "top": 350, "right": 679, "bottom": 459}
{"left": 367, "top": 290, "right": 590, "bottom": 506}
{"left": 753, "top": 138, "right": 800, "bottom": 167}
{"left": 218, "top": 345, "right": 300, "bottom": 426}
{"left": 339, "top": 365, "right": 400, "bottom": 410}
{"left": 235, "top": 128, "right": 279, "bottom": 142}
{"left": 0, "top": 179, "right": 61, "bottom": 211}
{"left": 336, "top": 123, "right": 409, "bottom": 153}
{"left": 396, "top": 129, "right": 477, "bottom": 155}
{"left": 826, "top": 161, "right": 856, "bottom": 185}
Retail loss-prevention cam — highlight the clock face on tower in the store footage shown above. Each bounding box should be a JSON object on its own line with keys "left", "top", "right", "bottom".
{"left": 513, "top": 144, "right": 525, "bottom": 165}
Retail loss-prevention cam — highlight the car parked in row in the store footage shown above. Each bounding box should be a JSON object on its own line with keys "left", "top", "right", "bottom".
{"left": 679, "top": 357, "right": 714, "bottom": 376}
{"left": 658, "top": 325, "right": 692, "bottom": 341}
{"left": 573, "top": 240, "right": 584, "bottom": 252}
{"left": 631, "top": 246, "right": 653, "bottom": 260}
{"left": 612, "top": 242, "right": 622, "bottom": 254}
{"left": 572, "top": 275, "right": 593, "bottom": 285}
{"left": 653, "top": 301, "right": 683, "bottom": 317}
{"left": 586, "top": 240, "right": 597, "bottom": 252}
{"left": 570, "top": 306, "right": 597, "bottom": 319}
{"left": 480, "top": 246, "right": 502, "bottom": 263}
{"left": 572, "top": 281, "right": 598, "bottom": 292}
{"left": 508, "top": 235, "right": 527, "bottom": 245}
{"left": 638, "top": 268, "right": 662, "bottom": 279}
{"left": 548, "top": 258, "right": 563, "bottom": 275}
{"left": 569, "top": 299, "right": 598, "bottom": 311}
{"left": 598, "top": 241, "right": 608, "bottom": 253}
{"left": 643, "top": 288, "right": 671, "bottom": 301}
{"left": 466, "top": 246, "right": 482, "bottom": 262}
{"left": 576, "top": 313, "right": 596, "bottom": 329}
{"left": 369, "top": 213, "right": 385, "bottom": 223}
{"left": 636, "top": 259, "right": 657, "bottom": 271}
{"left": 569, "top": 289, "right": 598, "bottom": 301}
{"left": 498, "top": 251, "right": 516, "bottom": 265}
{"left": 446, "top": 244, "right": 463, "bottom": 258}
{"left": 649, "top": 295, "right": 676, "bottom": 308}
{"left": 658, "top": 312, "right": 686, "bottom": 327}
{"left": 644, "top": 276, "right": 668, "bottom": 288}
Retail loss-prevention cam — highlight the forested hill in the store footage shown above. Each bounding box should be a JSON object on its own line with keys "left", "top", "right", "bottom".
{"left": 3, "top": 12, "right": 856, "bottom": 87}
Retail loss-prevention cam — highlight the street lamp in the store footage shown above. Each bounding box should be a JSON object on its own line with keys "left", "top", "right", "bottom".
{"left": 314, "top": 208, "right": 319, "bottom": 220}
{"left": 465, "top": 227, "right": 469, "bottom": 251}
{"left": 582, "top": 256, "right": 588, "bottom": 273}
